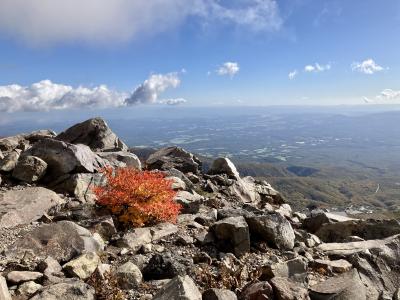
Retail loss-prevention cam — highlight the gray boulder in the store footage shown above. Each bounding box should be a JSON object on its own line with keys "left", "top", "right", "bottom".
{"left": 0, "top": 149, "right": 21, "bottom": 172}
{"left": 146, "top": 146, "right": 202, "bottom": 174}
{"left": 56, "top": 117, "right": 128, "bottom": 151}
{"left": 208, "top": 157, "right": 241, "bottom": 180}
{"left": 116, "top": 262, "right": 143, "bottom": 290}
{"left": 240, "top": 281, "right": 274, "bottom": 300}
{"left": 152, "top": 275, "right": 202, "bottom": 300}
{"left": 309, "top": 269, "right": 366, "bottom": 300}
{"left": 0, "top": 187, "right": 64, "bottom": 229}
{"left": 24, "top": 138, "right": 106, "bottom": 177}
{"left": 30, "top": 280, "right": 95, "bottom": 300}
{"left": 0, "top": 135, "right": 26, "bottom": 152}
{"left": 212, "top": 216, "right": 250, "bottom": 257}
{"left": 62, "top": 252, "right": 101, "bottom": 280}
{"left": 262, "top": 257, "right": 307, "bottom": 283}
{"left": 303, "top": 212, "right": 355, "bottom": 234}
{"left": 24, "top": 129, "right": 56, "bottom": 142}
{"left": 314, "top": 219, "right": 400, "bottom": 243}
{"left": 6, "top": 271, "right": 43, "bottom": 284}
{"left": 270, "top": 277, "right": 309, "bottom": 300}
{"left": 175, "top": 191, "right": 203, "bottom": 214}
{"left": 246, "top": 212, "right": 295, "bottom": 250}
{"left": 117, "top": 227, "right": 153, "bottom": 252}
{"left": 6, "top": 221, "right": 102, "bottom": 263}
{"left": 97, "top": 151, "right": 141, "bottom": 169}
{"left": 12, "top": 155, "right": 47, "bottom": 182}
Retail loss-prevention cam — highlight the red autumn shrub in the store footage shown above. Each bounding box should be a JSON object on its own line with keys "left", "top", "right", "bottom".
{"left": 93, "top": 167, "right": 181, "bottom": 227}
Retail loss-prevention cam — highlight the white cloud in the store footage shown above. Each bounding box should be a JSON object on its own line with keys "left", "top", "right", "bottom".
{"left": 351, "top": 59, "right": 385, "bottom": 75}
{"left": 0, "top": 0, "right": 282, "bottom": 46}
{"left": 304, "top": 63, "right": 331, "bottom": 73}
{"left": 0, "top": 73, "right": 186, "bottom": 112}
{"left": 288, "top": 70, "right": 298, "bottom": 80}
{"left": 364, "top": 89, "right": 400, "bottom": 104}
{"left": 217, "top": 62, "right": 240, "bottom": 77}
{"left": 126, "top": 73, "right": 181, "bottom": 105}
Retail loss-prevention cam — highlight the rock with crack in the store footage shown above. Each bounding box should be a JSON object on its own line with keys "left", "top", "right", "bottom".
{"left": 23, "top": 138, "right": 106, "bottom": 178}
{"left": 152, "top": 275, "right": 202, "bottom": 300}
{"left": 30, "top": 280, "right": 95, "bottom": 300}
{"left": 309, "top": 269, "right": 366, "bottom": 300}
{"left": 208, "top": 157, "right": 241, "bottom": 180}
{"left": 212, "top": 216, "right": 251, "bottom": 257}
{"left": 6, "top": 221, "right": 102, "bottom": 263}
{"left": 303, "top": 211, "right": 355, "bottom": 234}
{"left": 246, "top": 212, "right": 295, "bottom": 250}
{"left": 270, "top": 277, "right": 310, "bottom": 300}
{"left": 62, "top": 252, "right": 101, "bottom": 280}
{"left": 0, "top": 187, "right": 64, "bottom": 229}
{"left": 116, "top": 262, "right": 143, "bottom": 290}
{"left": 56, "top": 117, "right": 128, "bottom": 151}
{"left": 97, "top": 151, "right": 141, "bottom": 169}
{"left": 146, "top": 146, "right": 202, "bottom": 174}
{"left": 12, "top": 155, "right": 47, "bottom": 183}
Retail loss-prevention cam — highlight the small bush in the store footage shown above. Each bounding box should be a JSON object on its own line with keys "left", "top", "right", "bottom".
{"left": 94, "top": 167, "right": 181, "bottom": 227}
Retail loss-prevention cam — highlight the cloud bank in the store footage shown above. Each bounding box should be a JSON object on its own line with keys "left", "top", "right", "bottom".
{"left": 364, "top": 89, "right": 400, "bottom": 104}
{"left": 217, "top": 62, "right": 240, "bottom": 77}
{"left": 0, "top": 0, "right": 282, "bottom": 46}
{"left": 352, "top": 59, "right": 384, "bottom": 74}
{"left": 0, "top": 73, "right": 185, "bottom": 112}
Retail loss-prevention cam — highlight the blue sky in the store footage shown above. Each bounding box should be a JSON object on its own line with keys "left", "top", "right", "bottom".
{"left": 0, "top": 0, "right": 399, "bottom": 112}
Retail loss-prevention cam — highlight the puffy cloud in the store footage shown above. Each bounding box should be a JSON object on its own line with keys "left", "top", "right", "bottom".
{"left": 288, "top": 70, "right": 298, "bottom": 80}
{"left": 0, "top": 0, "right": 282, "bottom": 46}
{"left": 352, "top": 59, "right": 385, "bottom": 74}
{"left": 0, "top": 73, "right": 186, "bottom": 112}
{"left": 0, "top": 80, "right": 126, "bottom": 112}
{"left": 304, "top": 63, "right": 331, "bottom": 73}
{"left": 364, "top": 89, "right": 400, "bottom": 104}
{"left": 126, "top": 73, "right": 181, "bottom": 105}
{"left": 217, "top": 62, "right": 240, "bottom": 77}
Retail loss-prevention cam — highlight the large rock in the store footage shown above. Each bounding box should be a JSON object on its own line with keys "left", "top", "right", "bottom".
{"left": 0, "top": 275, "right": 11, "bottom": 300}
{"left": 246, "top": 212, "right": 295, "bottom": 250}
{"left": 30, "top": 280, "right": 95, "bottom": 300}
{"left": 0, "top": 187, "right": 64, "bottom": 229}
{"left": 117, "top": 227, "right": 153, "bottom": 252}
{"left": 203, "top": 288, "right": 237, "bottom": 300}
{"left": 152, "top": 275, "right": 202, "bottom": 300}
{"left": 97, "top": 151, "right": 141, "bottom": 169}
{"left": 208, "top": 157, "right": 241, "bottom": 180}
{"left": 175, "top": 191, "right": 203, "bottom": 214}
{"left": 56, "top": 117, "right": 128, "bottom": 151}
{"left": 0, "top": 149, "right": 21, "bottom": 172}
{"left": 24, "top": 129, "right": 56, "bottom": 142}
{"left": 212, "top": 216, "right": 250, "bottom": 257}
{"left": 240, "top": 281, "right": 274, "bottom": 300}
{"left": 116, "top": 262, "right": 143, "bottom": 290}
{"left": 314, "top": 219, "right": 400, "bottom": 243}
{"left": 24, "top": 138, "right": 106, "bottom": 177}
{"left": 0, "top": 135, "right": 26, "bottom": 152}
{"left": 6, "top": 221, "right": 102, "bottom": 263}
{"left": 63, "top": 252, "right": 101, "bottom": 280}
{"left": 303, "top": 212, "right": 355, "bottom": 234}
{"left": 262, "top": 258, "right": 307, "bottom": 283}
{"left": 142, "top": 254, "right": 187, "bottom": 280}
{"left": 12, "top": 155, "right": 47, "bottom": 182}
{"left": 146, "top": 146, "right": 202, "bottom": 174}
{"left": 309, "top": 269, "right": 366, "bottom": 300}
{"left": 6, "top": 271, "right": 43, "bottom": 284}
{"left": 270, "top": 277, "right": 309, "bottom": 300}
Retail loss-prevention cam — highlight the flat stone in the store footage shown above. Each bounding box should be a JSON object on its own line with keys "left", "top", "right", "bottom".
{"left": 0, "top": 187, "right": 64, "bottom": 229}
{"left": 7, "top": 271, "right": 43, "bottom": 284}
{"left": 313, "top": 259, "right": 352, "bottom": 273}
{"left": 151, "top": 222, "right": 179, "bottom": 241}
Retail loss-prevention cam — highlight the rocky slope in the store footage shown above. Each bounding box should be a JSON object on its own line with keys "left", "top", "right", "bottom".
{"left": 1, "top": 117, "right": 400, "bottom": 300}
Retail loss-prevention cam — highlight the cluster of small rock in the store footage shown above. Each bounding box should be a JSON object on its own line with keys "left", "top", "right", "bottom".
{"left": 1, "top": 117, "right": 400, "bottom": 300}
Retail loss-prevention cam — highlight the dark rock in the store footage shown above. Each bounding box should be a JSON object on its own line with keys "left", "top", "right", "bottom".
{"left": 142, "top": 254, "right": 187, "bottom": 280}
{"left": 247, "top": 212, "right": 295, "bottom": 250}
{"left": 56, "top": 117, "right": 127, "bottom": 151}
{"left": 212, "top": 216, "right": 251, "bottom": 257}
{"left": 270, "top": 277, "right": 309, "bottom": 300}
{"left": 240, "top": 281, "right": 274, "bottom": 300}
{"left": 146, "top": 146, "right": 202, "bottom": 174}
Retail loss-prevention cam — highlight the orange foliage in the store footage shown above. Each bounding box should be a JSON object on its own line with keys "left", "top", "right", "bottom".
{"left": 93, "top": 167, "right": 181, "bottom": 227}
